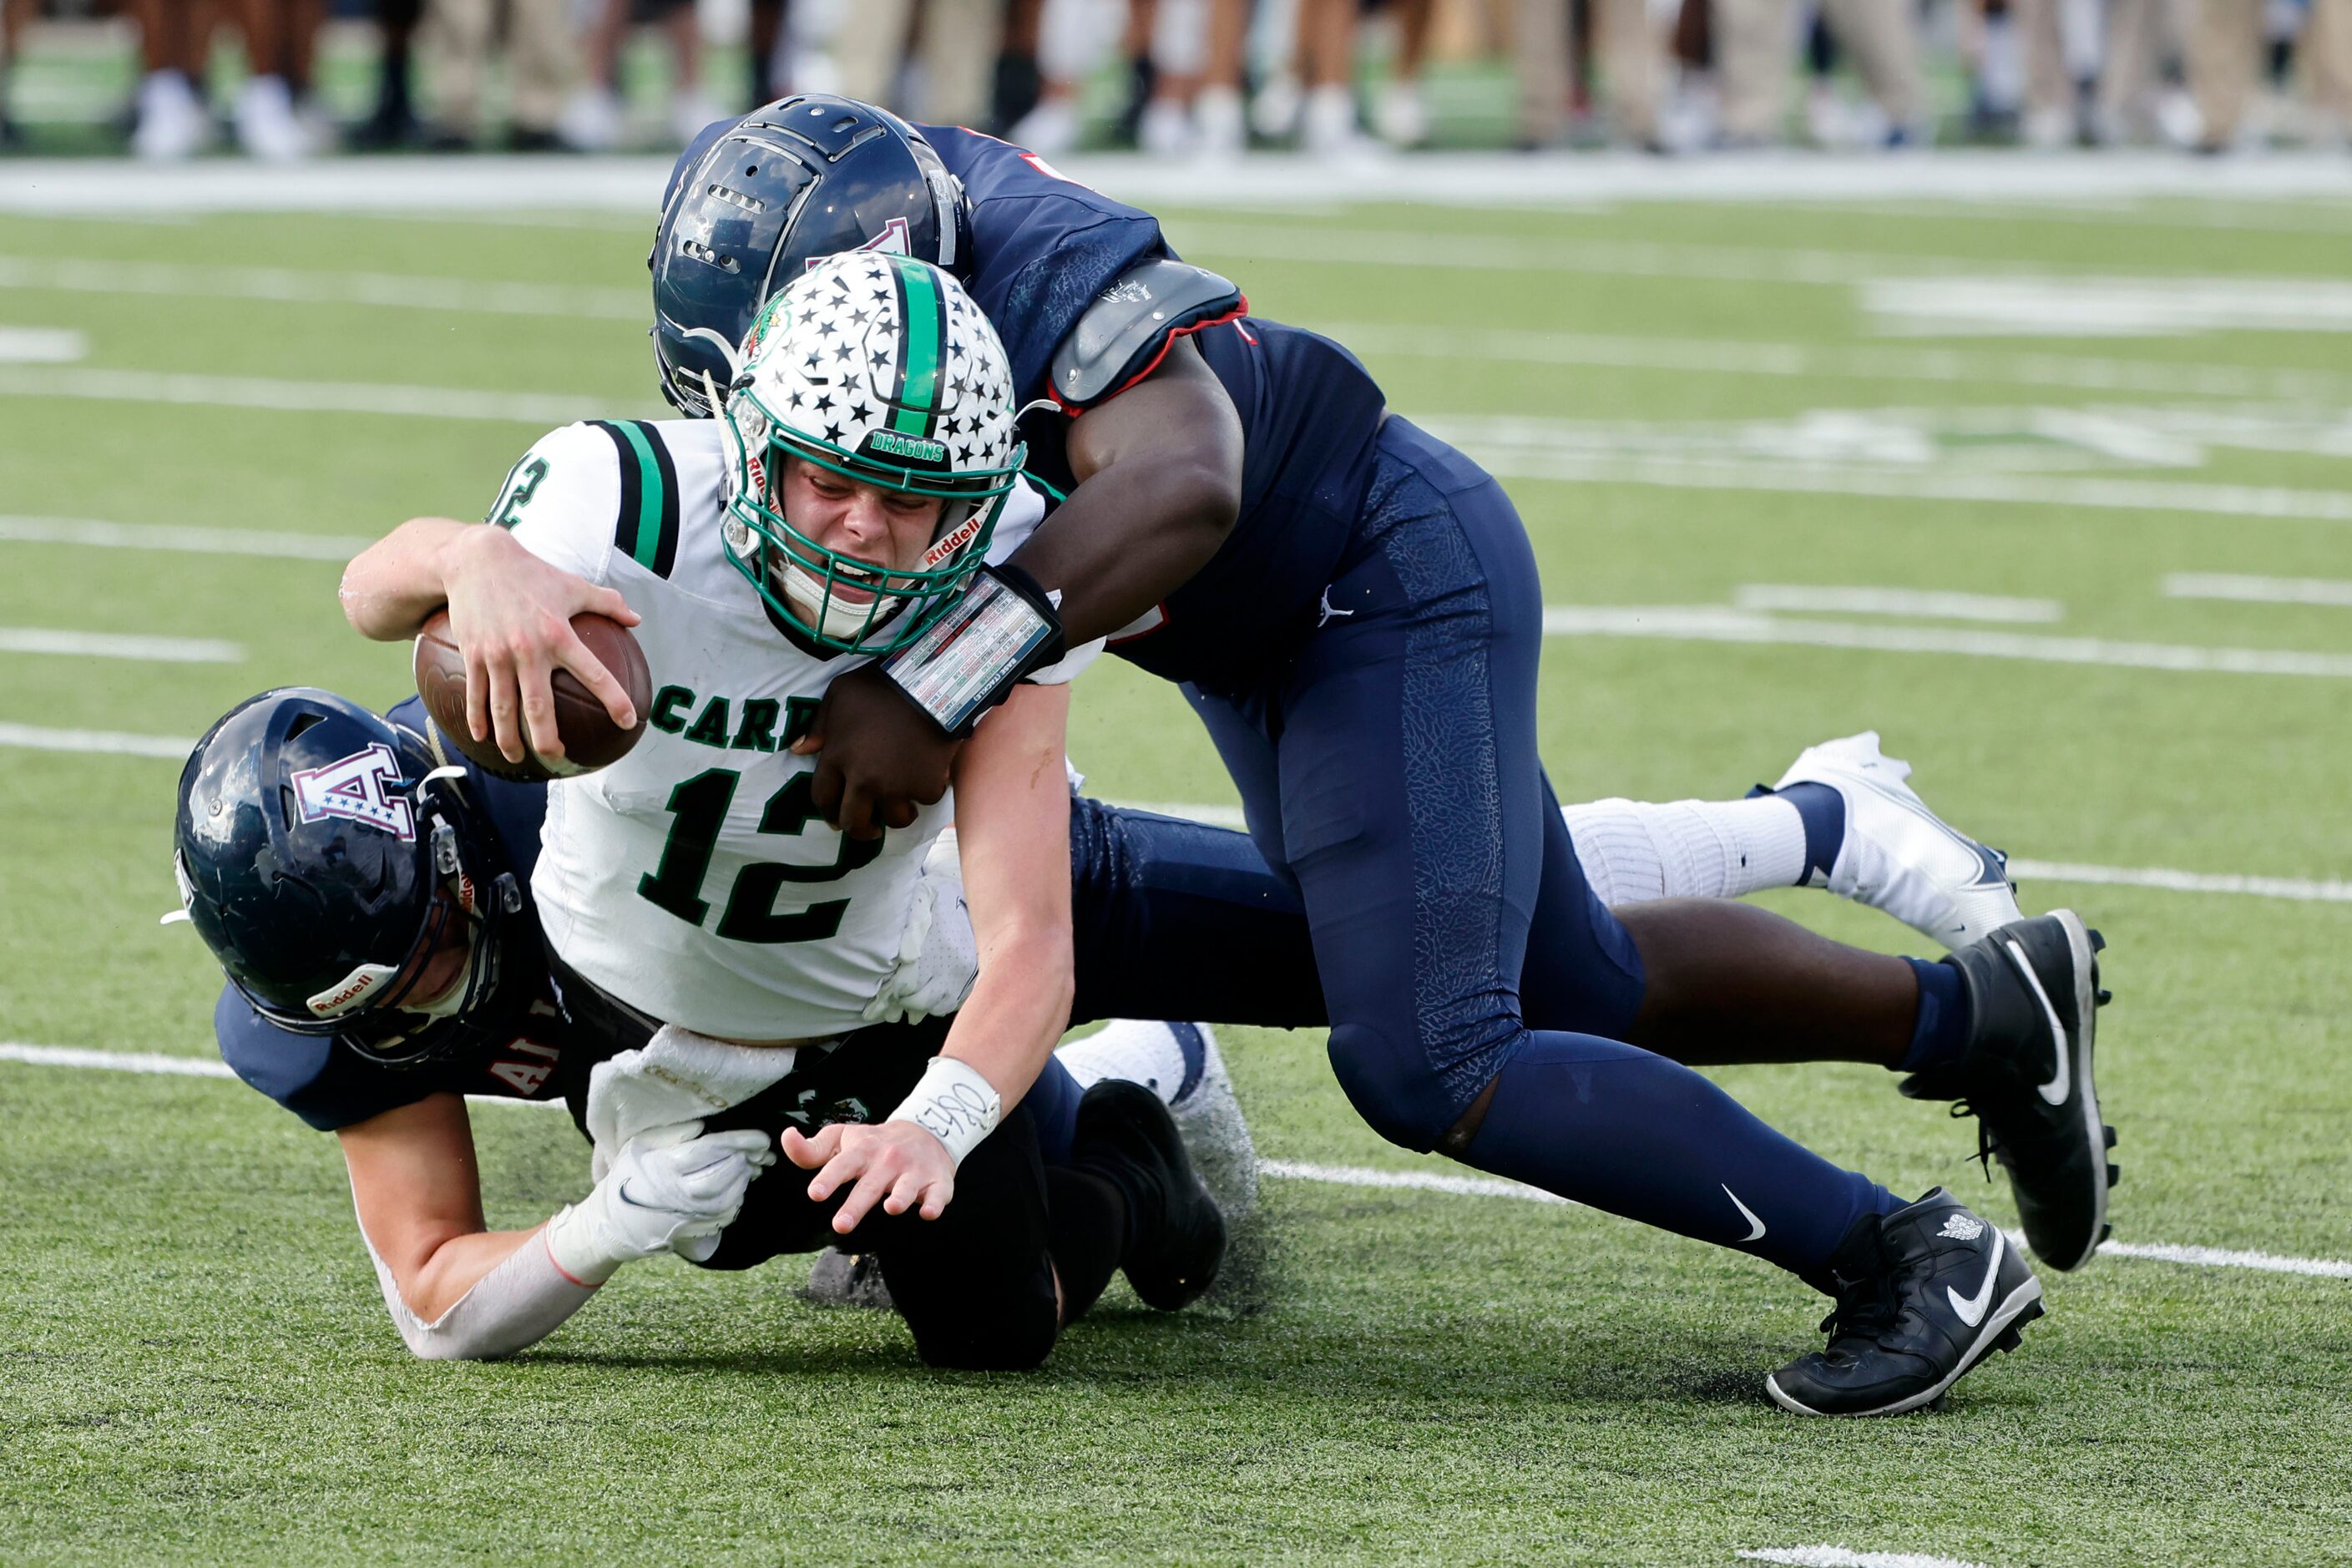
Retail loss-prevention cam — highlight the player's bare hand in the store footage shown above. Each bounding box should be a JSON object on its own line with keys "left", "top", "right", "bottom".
{"left": 442, "top": 527, "right": 640, "bottom": 762}
{"left": 783, "top": 1120, "right": 957, "bottom": 1232}
{"left": 788, "top": 661, "right": 959, "bottom": 839}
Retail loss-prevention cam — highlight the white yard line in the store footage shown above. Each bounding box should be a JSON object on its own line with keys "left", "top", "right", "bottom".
{"left": 1864, "top": 275, "right": 2352, "bottom": 337}
{"left": 0, "top": 721, "right": 193, "bottom": 758}
{"left": 1176, "top": 221, "right": 2052, "bottom": 286}
{"left": 2164, "top": 572, "right": 2352, "bottom": 608}
{"left": 1439, "top": 445, "right": 2352, "bottom": 524}
{"left": 2002, "top": 859, "right": 2352, "bottom": 903}
{"left": 0, "top": 365, "right": 633, "bottom": 425}
{"left": 1740, "top": 1548, "right": 1997, "bottom": 1568}
{"left": 9, "top": 1043, "right": 2343, "bottom": 1283}
{"left": 0, "top": 515, "right": 370, "bottom": 560}
{"left": 0, "top": 255, "right": 644, "bottom": 321}
{"left": 1331, "top": 321, "right": 2352, "bottom": 402}
{"left": 1542, "top": 604, "right": 2352, "bottom": 678}
{"left": 0, "top": 326, "right": 85, "bottom": 363}
{"left": 12, "top": 150, "right": 2352, "bottom": 215}
{"left": 0, "top": 627, "right": 240, "bottom": 662}
{"left": 0, "top": 1043, "right": 235, "bottom": 1078}
{"left": 1732, "top": 586, "right": 2065, "bottom": 623}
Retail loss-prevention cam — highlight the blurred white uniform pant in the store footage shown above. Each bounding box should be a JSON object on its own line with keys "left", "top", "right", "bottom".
{"left": 423, "top": 0, "right": 580, "bottom": 134}
{"left": 2186, "top": 0, "right": 2352, "bottom": 136}
{"left": 1716, "top": 0, "right": 1925, "bottom": 139}
{"left": 1518, "top": 0, "right": 1662, "bottom": 143}
{"left": 837, "top": 0, "right": 1002, "bottom": 124}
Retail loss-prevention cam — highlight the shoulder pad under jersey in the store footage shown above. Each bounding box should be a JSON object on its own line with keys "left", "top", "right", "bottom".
{"left": 1048, "top": 260, "right": 1246, "bottom": 410}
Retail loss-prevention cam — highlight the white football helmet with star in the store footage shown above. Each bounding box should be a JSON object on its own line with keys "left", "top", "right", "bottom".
{"left": 716, "top": 250, "right": 1025, "bottom": 652}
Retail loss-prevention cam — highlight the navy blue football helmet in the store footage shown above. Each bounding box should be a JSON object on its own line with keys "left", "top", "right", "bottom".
{"left": 174, "top": 689, "right": 526, "bottom": 1068}
{"left": 650, "top": 94, "right": 969, "bottom": 416}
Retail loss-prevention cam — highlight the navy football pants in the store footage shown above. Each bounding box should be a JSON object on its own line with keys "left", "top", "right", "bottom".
{"left": 1159, "top": 417, "right": 1894, "bottom": 1282}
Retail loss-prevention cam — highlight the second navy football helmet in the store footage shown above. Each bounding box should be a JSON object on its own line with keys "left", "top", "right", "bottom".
{"left": 173, "top": 689, "right": 526, "bottom": 1067}
{"left": 650, "top": 94, "right": 969, "bottom": 417}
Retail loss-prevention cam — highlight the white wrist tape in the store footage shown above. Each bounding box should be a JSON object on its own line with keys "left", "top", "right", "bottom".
{"left": 543, "top": 1200, "right": 630, "bottom": 1286}
{"left": 887, "top": 1055, "right": 1003, "bottom": 1167}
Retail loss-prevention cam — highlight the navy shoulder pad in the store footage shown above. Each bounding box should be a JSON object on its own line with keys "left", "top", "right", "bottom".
{"left": 1049, "top": 260, "right": 1246, "bottom": 410}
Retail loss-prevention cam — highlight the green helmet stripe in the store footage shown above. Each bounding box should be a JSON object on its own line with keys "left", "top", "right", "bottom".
{"left": 888, "top": 255, "right": 944, "bottom": 442}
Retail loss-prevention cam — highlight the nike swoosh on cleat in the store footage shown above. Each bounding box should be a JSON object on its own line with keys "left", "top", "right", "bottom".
{"left": 1853, "top": 775, "right": 2011, "bottom": 890}
{"left": 2005, "top": 937, "right": 2073, "bottom": 1106}
{"left": 1948, "top": 1227, "right": 2006, "bottom": 1327}
{"left": 1722, "top": 1185, "right": 1767, "bottom": 1242}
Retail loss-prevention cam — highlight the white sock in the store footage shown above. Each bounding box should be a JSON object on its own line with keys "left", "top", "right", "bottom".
{"left": 1058, "top": 1019, "right": 1188, "bottom": 1105}
{"left": 1560, "top": 796, "right": 1808, "bottom": 906}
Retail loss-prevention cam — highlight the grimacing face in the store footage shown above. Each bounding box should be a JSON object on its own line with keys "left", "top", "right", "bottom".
{"left": 774, "top": 455, "right": 947, "bottom": 607}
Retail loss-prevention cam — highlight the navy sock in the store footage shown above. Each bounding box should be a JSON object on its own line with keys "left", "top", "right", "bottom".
{"left": 1774, "top": 781, "right": 1846, "bottom": 885}
{"left": 1899, "top": 957, "right": 1971, "bottom": 1075}
{"left": 1464, "top": 1031, "right": 1903, "bottom": 1285}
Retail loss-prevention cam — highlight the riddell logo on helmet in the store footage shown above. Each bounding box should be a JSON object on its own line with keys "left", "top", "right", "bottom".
{"left": 870, "top": 430, "right": 947, "bottom": 463}
{"left": 306, "top": 963, "right": 396, "bottom": 1019}
{"left": 922, "top": 513, "right": 985, "bottom": 568}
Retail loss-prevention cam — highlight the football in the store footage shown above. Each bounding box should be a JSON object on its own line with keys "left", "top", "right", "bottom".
{"left": 412, "top": 609, "right": 651, "bottom": 782}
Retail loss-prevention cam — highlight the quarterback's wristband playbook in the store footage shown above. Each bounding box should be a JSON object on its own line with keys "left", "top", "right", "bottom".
{"left": 880, "top": 563, "right": 1067, "bottom": 737}
{"left": 887, "top": 1055, "right": 1004, "bottom": 1168}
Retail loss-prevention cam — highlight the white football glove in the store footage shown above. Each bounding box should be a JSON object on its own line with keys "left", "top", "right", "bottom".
{"left": 546, "top": 1128, "right": 775, "bottom": 1282}
{"left": 863, "top": 830, "right": 979, "bottom": 1025}
{"left": 587, "top": 1024, "right": 800, "bottom": 1181}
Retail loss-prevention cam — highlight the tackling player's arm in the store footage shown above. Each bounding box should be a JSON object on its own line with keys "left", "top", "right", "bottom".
{"left": 1015, "top": 336, "right": 1245, "bottom": 645}
{"left": 787, "top": 680, "right": 1077, "bottom": 1232}
{"left": 801, "top": 338, "right": 1242, "bottom": 837}
{"left": 339, "top": 1091, "right": 771, "bottom": 1359}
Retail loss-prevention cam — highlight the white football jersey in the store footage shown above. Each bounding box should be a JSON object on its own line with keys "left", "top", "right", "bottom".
{"left": 493, "top": 417, "right": 1096, "bottom": 1040}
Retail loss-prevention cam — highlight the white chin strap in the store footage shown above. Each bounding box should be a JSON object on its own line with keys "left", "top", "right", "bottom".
{"left": 778, "top": 557, "right": 892, "bottom": 643}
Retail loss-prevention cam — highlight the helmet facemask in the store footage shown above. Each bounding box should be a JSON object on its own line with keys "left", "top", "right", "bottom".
{"left": 716, "top": 252, "right": 1024, "bottom": 655}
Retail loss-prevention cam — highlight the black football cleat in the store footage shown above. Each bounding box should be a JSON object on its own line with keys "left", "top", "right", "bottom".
{"left": 1768, "top": 1187, "right": 2043, "bottom": 1418}
{"left": 803, "top": 1247, "right": 896, "bottom": 1311}
{"left": 1071, "top": 1080, "right": 1227, "bottom": 1311}
{"left": 1903, "top": 909, "right": 2113, "bottom": 1271}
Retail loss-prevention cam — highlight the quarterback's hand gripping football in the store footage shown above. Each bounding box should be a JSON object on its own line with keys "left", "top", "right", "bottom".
{"left": 443, "top": 525, "right": 640, "bottom": 766}
{"left": 784, "top": 1121, "right": 958, "bottom": 1234}
{"left": 790, "top": 661, "right": 962, "bottom": 841}
{"left": 544, "top": 1127, "right": 774, "bottom": 1282}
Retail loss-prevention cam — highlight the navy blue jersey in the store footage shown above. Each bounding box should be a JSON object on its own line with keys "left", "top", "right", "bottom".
{"left": 215, "top": 697, "right": 578, "bottom": 1132}
{"left": 921, "top": 128, "right": 1390, "bottom": 693}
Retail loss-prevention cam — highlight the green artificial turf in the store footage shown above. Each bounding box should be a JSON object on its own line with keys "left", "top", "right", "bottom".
{"left": 3, "top": 187, "right": 2350, "bottom": 1564}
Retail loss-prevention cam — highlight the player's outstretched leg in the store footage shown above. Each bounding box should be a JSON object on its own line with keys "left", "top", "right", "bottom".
{"left": 1898, "top": 911, "right": 2114, "bottom": 1270}
{"left": 1560, "top": 730, "right": 2027, "bottom": 951}
{"left": 1766, "top": 1186, "right": 2044, "bottom": 1417}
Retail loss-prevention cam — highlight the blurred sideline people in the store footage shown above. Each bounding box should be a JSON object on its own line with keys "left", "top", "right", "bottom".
{"left": 1716, "top": 0, "right": 1926, "bottom": 144}
{"left": 837, "top": 0, "right": 1000, "bottom": 127}
{"left": 419, "top": 0, "right": 582, "bottom": 149}
{"left": 1519, "top": 0, "right": 1666, "bottom": 149}
{"left": 0, "top": 0, "right": 27, "bottom": 144}
{"left": 566, "top": 0, "right": 721, "bottom": 149}
{"left": 11, "top": 0, "right": 2352, "bottom": 158}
